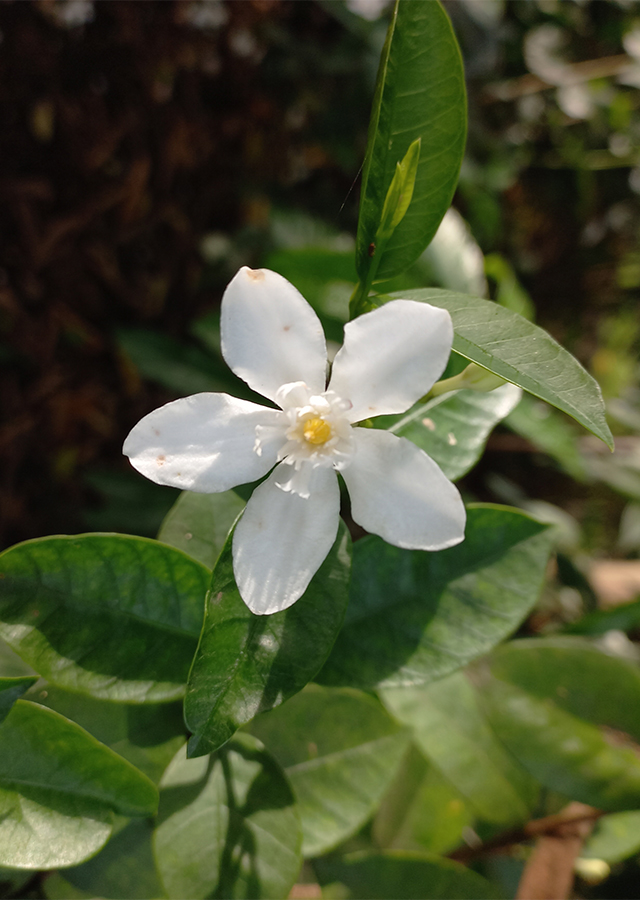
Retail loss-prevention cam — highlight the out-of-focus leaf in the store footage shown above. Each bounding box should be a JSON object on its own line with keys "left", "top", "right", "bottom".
{"left": 381, "top": 672, "right": 538, "bottom": 827}
{"left": 0, "top": 700, "right": 158, "bottom": 869}
{"left": 0, "top": 676, "right": 37, "bottom": 725}
{"left": 249, "top": 684, "right": 410, "bottom": 857}
{"left": 382, "top": 288, "right": 613, "bottom": 449}
{"left": 25, "top": 684, "right": 185, "bottom": 784}
{"left": 356, "top": 1, "right": 466, "bottom": 284}
{"left": 158, "top": 490, "right": 244, "bottom": 569}
{"left": 564, "top": 598, "right": 640, "bottom": 636}
{"left": 117, "top": 328, "right": 238, "bottom": 397}
{"left": 44, "top": 819, "right": 166, "bottom": 900}
{"left": 479, "top": 673, "right": 640, "bottom": 811}
{"left": 384, "top": 383, "right": 521, "bottom": 482}
{"left": 373, "top": 743, "right": 473, "bottom": 855}
{"left": 581, "top": 811, "right": 640, "bottom": 864}
{"left": 318, "top": 505, "right": 552, "bottom": 689}
{"left": 315, "top": 850, "right": 501, "bottom": 900}
{"left": 0, "top": 534, "right": 209, "bottom": 703}
{"left": 153, "top": 734, "right": 301, "bottom": 900}
{"left": 488, "top": 637, "right": 640, "bottom": 741}
{"left": 185, "top": 524, "right": 351, "bottom": 756}
{"left": 419, "top": 208, "right": 487, "bottom": 298}
{"left": 505, "top": 394, "right": 588, "bottom": 481}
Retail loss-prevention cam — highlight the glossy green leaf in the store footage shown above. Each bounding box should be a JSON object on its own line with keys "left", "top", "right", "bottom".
{"left": 153, "top": 734, "right": 301, "bottom": 900}
{"left": 479, "top": 675, "right": 640, "bottom": 811}
{"left": 185, "top": 523, "right": 351, "bottom": 757}
{"left": 315, "top": 851, "right": 501, "bottom": 900}
{"left": 26, "top": 683, "right": 185, "bottom": 784}
{"left": 356, "top": 1, "right": 466, "bottom": 285}
{"left": 249, "top": 684, "right": 410, "bottom": 858}
{"left": 373, "top": 743, "right": 473, "bottom": 855}
{"left": 384, "top": 383, "right": 521, "bottom": 482}
{"left": 45, "top": 819, "right": 166, "bottom": 900}
{"left": 381, "top": 673, "right": 537, "bottom": 827}
{"left": 0, "top": 534, "right": 210, "bottom": 702}
{"left": 158, "top": 489, "right": 245, "bottom": 569}
{"left": 488, "top": 637, "right": 640, "bottom": 742}
{"left": 581, "top": 811, "right": 640, "bottom": 864}
{"left": 382, "top": 288, "right": 613, "bottom": 449}
{"left": 318, "top": 505, "right": 552, "bottom": 689}
{"left": 0, "top": 700, "right": 158, "bottom": 869}
{"left": 0, "top": 676, "right": 37, "bottom": 725}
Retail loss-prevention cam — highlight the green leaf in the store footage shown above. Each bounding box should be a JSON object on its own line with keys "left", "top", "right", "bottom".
{"left": 356, "top": 1, "right": 466, "bottom": 285}
{"left": 384, "top": 383, "right": 521, "bottom": 482}
{"left": 382, "top": 288, "right": 613, "bottom": 449}
{"left": 0, "top": 676, "right": 37, "bottom": 725}
{"left": 479, "top": 675, "right": 640, "bottom": 812}
{"left": 153, "top": 734, "right": 301, "bottom": 900}
{"left": 381, "top": 673, "right": 538, "bottom": 828}
{"left": 158, "top": 490, "right": 245, "bottom": 569}
{"left": 185, "top": 524, "right": 352, "bottom": 757}
{"left": 372, "top": 743, "right": 473, "bottom": 855}
{"left": 249, "top": 684, "right": 410, "bottom": 858}
{"left": 488, "top": 637, "right": 640, "bottom": 742}
{"left": 0, "top": 699, "right": 158, "bottom": 869}
{"left": 0, "top": 534, "right": 210, "bottom": 703}
{"left": 376, "top": 138, "right": 421, "bottom": 245}
{"left": 26, "top": 684, "right": 186, "bottom": 784}
{"left": 581, "top": 811, "right": 640, "bottom": 864}
{"left": 315, "top": 851, "right": 501, "bottom": 900}
{"left": 45, "top": 819, "right": 166, "bottom": 900}
{"left": 318, "top": 505, "right": 552, "bottom": 689}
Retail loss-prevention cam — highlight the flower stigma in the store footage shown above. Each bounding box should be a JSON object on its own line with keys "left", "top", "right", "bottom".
{"left": 304, "top": 417, "right": 332, "bottom": 445}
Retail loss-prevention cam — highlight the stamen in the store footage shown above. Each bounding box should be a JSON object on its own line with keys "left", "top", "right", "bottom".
{"left": 303, "top": 417, "right": 332, "bottom": 445}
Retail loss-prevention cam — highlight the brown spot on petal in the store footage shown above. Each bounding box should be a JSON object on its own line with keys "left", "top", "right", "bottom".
{"left": 153, "top": 428, "right": 160, "bottom": 436}
{"left": 245, "top": 268, "right": 265, "bottom": 282}
{"left": 283, "top": 325, "right": 291, "bottom": 331}
{"left": 157, "top": 455, "right": 165, "bottom": 466}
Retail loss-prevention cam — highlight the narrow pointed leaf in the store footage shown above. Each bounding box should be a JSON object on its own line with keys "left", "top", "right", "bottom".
{"left": 185, "top": 523, "right": 351, "bottom": 756}
{"left": 249, "top": 684, "right": 410, "bottom": 857}
{"left": 0, "top": 699, "right": 158, "bottom": 869}
{"left": 318, "top": 505, "right": 552, "bottom": 689}
{"left": 0, "top": 534, "right": 210, "bottom": 702}
{"left": 383, "top": 288, "right": 613, "bottom": 448}
{"left": 356, "top": 0, "right": 466, "bottom": 283}
{"left": 153, "top": 734, "right": 302, "bottom": 900}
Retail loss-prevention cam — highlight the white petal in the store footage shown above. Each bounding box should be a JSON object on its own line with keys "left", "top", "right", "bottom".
{"left": 221, "top": 267, "right": 327, "bottom": 403}
{"left": 233, "top": 464, "right": 340, "bottom": 615}
{"left": 329, "top": 300, "right": 453, "bottom": 422}
{"left": 123, "top": 393, "right": 284, "bottom": 492}
{"left": 343, "top": 428, "right": 465, "bottom": 550}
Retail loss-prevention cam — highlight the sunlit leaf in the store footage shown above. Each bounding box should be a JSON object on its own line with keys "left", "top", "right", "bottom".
{"left": 356, "top": 1, "right": 466, "bottom": 285}
{"left": 249, "top": 684, "right": 410, "bottom": 857}
{"left": 318, "top": 505, "right": 552, "bottom": 689}
{"left": 380, "top": 288, "right": 613, "bottom": 448}
{"left": 0, "top": 700, "right": 158, "bottom": 869}
{"left": 153, "top": 734, "right": 301, "bottom": 899}
{"left": 0, "top": 534, "right": 209, "bottom": 702}
{"left": 185, "top": 524, "right": 351, "bottom": 756}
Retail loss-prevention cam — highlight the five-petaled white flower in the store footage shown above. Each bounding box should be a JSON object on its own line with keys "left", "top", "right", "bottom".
{"left": 123, "top": 267, "right": 466, "bottom": 615}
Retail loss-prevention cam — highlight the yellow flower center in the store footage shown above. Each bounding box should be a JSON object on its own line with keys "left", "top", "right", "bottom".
{"left": 303, "top": 417, "right": 332, "bottom": 445}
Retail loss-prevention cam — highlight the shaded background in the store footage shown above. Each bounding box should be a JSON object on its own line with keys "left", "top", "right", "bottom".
{"left": 2, "top": 0, "right": 640, "bottom": 570}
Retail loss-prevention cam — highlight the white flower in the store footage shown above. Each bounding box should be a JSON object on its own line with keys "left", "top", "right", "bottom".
{"left": 123, "top": 267, "right": 466, "bottom": 615}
